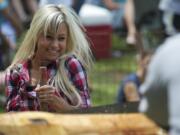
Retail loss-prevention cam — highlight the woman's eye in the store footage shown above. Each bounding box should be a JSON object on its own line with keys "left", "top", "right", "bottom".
{"left": 58, "top": 37, "right": 65, "bottom": 41}
{"left": 46, "top": 35, "right": 53, "bottom": 39}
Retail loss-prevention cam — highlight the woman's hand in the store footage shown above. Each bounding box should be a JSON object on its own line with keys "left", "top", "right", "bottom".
{"left": 35, "top": 85, "right": 72, "bottom": 112}
{"left": 35, "top": 85, "right": 55, "bottom": 103}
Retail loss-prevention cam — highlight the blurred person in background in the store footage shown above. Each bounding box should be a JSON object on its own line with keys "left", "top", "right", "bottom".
{"left": 0, "top": 0, "right": 24, "bottom": 70}
{"left": 139, "top": 5, "right": 180, "bottom": 135}
{"left": 86, "top": 0, "right": 137, "bottom": 45}
{"left": 11, "top": 0, "right": 39, "bottom": 28}
{"left": 72, "top": 0, "right": 85, "bottom": 14}
{"left": 39, "top": 0, "right": 85, "bottom": 14}
{"left": 116, "top": 51, "right": 152, "bottom": 105}
{"left": 159, "top": 0, "right": 180, "bottom": 36}
{"left": 0, "top": 28, "right": 16, "bottom": 71}
{"left": 20, "top": 0, "right": 38, "bottom": 15}
{"left": 0, "top": 0, "right": 23, "bottom": 49}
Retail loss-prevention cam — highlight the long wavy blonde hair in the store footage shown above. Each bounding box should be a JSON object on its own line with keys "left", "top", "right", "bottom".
{"left": 11, "top": 4, "right": 93, "bottom": 108}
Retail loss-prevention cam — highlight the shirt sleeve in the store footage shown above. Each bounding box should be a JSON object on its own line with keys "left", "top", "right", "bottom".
{"left": 65, "top": 57, "right": 91, "bottom": 108}
{"left": 5, "top": 68, "right": 38, "bottom": 111}
{"left": 5, "top": 68, "right": 22, "bottom": 111}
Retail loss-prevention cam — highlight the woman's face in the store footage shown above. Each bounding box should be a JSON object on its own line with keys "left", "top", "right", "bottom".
{"left": 36, "top": 23, "right": 68, "bottom": 63}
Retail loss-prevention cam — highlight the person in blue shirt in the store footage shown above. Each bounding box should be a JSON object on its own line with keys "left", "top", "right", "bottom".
{"left": 116, "top": 51, "right": 152, "bottom": 105}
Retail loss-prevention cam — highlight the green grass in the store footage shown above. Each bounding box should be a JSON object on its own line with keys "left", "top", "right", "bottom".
{"left": 90, "top": 54, "right": 137, "bottom": 106}
{"left": 0, "top": 107, "right": 4, "bottom": 113}
{"left": 89, "top": 33, "right": 138, "bottom": 106}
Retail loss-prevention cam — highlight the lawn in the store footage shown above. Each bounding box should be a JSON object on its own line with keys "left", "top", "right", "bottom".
{"left": 90, "top": 52, "right": 137, "bottom": 106}
{"left": 88, "top": 33, "right": 138, "bottom": 106}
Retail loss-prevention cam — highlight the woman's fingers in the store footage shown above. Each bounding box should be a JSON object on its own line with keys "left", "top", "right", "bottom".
{"left": 35, "top": 85, "right": 55, "bottom": 98}
{"left": 37, "top": 88, "right": 56, "bottom": 103}
{"left": 35, "top": 85, "right": 54, "bottom": 92}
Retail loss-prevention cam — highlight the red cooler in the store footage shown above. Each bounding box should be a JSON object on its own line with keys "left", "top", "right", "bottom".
{"left": 80, "top": 4, "right": 112, "bottom": 60}
{"left": 85, "top": 25, "right": 112, "bottom": 59}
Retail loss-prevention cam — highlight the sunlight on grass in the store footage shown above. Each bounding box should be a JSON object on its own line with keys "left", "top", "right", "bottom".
{"left": 89, "top": 33, "right": 138, "bottom": 106}
{"left": 90, "top": 54, "right": 137, "bottom": 106}
{"left": 91, "top": 83, "right": 118, "bottom": 106}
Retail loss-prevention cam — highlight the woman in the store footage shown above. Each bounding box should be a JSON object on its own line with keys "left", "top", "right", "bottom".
{"left": 5, "top": 4, "right": 93, "bottom": 112}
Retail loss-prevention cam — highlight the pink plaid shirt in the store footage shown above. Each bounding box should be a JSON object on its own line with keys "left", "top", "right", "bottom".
{"left": 5, "top": 55, "right": 91, "bottom": 112}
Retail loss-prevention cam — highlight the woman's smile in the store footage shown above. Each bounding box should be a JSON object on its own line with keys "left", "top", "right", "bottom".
{"left": 35, "top": 23, "right": 68, "bottom": 61}
{"left": 47, "top": 49, "right": 60, "bottom": 55}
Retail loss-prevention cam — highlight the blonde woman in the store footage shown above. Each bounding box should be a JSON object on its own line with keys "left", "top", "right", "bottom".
{"left": 5, "top": 4, "right": 93, "bottom": 112}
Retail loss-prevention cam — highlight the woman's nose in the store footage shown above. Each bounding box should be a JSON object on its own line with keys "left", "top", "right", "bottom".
{"left": 51, "top": 39, "right": 59, "bottom": 48}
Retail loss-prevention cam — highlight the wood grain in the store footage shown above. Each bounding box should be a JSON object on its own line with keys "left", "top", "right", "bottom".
{"left": 0, "top": 112, "right": 167, "bottom": 135}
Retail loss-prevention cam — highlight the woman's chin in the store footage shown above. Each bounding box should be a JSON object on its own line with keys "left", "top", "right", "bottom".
{"left": 47, "top": 56, "right": 59, "bottom": 61}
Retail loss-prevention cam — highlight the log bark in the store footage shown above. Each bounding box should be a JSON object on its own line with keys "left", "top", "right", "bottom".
{"left": 0, "top": 112, "right": 167, "bottom": 135}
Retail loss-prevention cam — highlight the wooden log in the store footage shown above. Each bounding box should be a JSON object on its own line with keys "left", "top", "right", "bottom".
{"left": 0, "top": 112, "right": 167, "bottom": 135}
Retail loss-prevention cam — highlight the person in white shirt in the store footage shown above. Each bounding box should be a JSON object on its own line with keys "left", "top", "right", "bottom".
{"left": 139, "top": 11, "right": 180, "bottom": 135}
{"left": 159, "top": 0, "right": 180, "bottom": 35}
